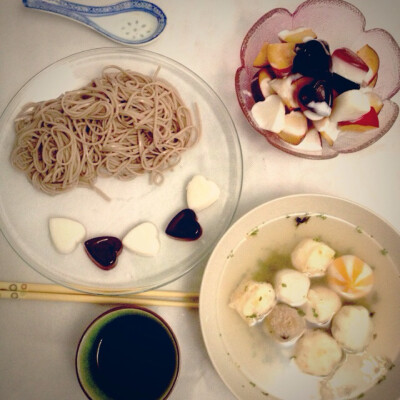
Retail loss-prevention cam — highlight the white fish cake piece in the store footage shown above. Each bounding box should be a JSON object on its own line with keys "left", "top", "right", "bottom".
{"left": 229, "top": 279, "right": 276, "bottom": 326}
{"left": 274, "top": 268, "right": 310, "bottom": 306}
{"left": 49, "top": 217, "right": 86, "bottom": 254}
{"left": 186, "top": 175, "right": 220, "bottom": 212}
{"left": 122, "top": 222, "right": 160, "bottom": 257}
{"left": 294, "top": 329, "right": 343, "bottom": 376}
{"left": 302, "top": 285, "right": 342, "bottom": 326}
{"left": 331, "top": 305, "right": 373, "bottom": 353}
{"left": 291, "top": 238, "right": 335, "bottom": 277}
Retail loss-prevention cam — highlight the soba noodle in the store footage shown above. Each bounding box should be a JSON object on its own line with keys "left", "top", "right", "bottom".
{"left": 11, "top": 65, "right": 200, "bottom": 195}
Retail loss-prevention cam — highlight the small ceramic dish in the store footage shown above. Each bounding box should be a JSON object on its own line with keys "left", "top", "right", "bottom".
{"left": 235, "top": 0, "right": 400, "bottom": 159}
{"left": 200, "top": 194, "right": 400, "bottom": 400}
{"left": 76, "top": 306, "right": 179, "bottom": 400}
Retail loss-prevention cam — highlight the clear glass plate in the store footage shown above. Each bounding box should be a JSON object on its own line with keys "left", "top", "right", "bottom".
{"left": 200, "top": 194, "right": 400, "bottom": 400}
{"left": 0, "top": 47, "right": 243, "bottom": 294}
{"left": 235, "top": 0, "right": 400, "bottom": 159}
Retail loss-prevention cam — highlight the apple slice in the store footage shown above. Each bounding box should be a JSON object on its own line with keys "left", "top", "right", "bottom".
{"left": 331, "top": 48, "right": 369, "bottom": 85}
{"left": 251, "top": 94, "right": 285, "bottom": 133}
{"left": 278, "top": 27, "right": 317, "bottom": 43}
{"left": 338, "top": 107, "right": 379, "bottom": 132}
{"left": 251, "top": 68, "right": 275, "bottom": 102}
{"left": 369, "top": 75, "right": 378, "bottom": 88}
{"left": 356, "top": 44, "right": 379, "bottom": 87}
{"left": 330, "top": 89, "right": 371, "bottom": 123}
{"left": 276, "top": 111, "right": 308, "bottom": 144}
{"left": 253, "top": 42, "right": 270, "bottom": 67}
{"left": 365, "top": 90, "right": 383, "bottom": 114}
{"left": 290, "top": 128, "right": 322, "bottom": 151}
{"left": 266, "top": 42, "right": 296, "bottom": 77}
{"left": 313, "top": 117, "right": 340, "bottom": 146}
{"left": 269, "top": 74, "right": 301, "bottom": 110}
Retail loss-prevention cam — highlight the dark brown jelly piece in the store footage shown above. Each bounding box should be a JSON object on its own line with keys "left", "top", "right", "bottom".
{"left": 293, "top": 39, "right": 331, "bottom": 78}
{"left": 331, "top": 73, "right": 360, "bottom": 94}
{"left": 84, "top": 236, "right": 123, "bottom": 270}
{"left": 298, "top": 79, "right": 333, "bottom": 112}
{"left": 165, "top": 208, "right": 202, "bottom": 241}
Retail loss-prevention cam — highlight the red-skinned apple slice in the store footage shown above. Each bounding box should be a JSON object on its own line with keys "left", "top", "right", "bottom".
{"left": 266, "top": 43, "right": 296, "bottom": 77}
{"left": 369, "top": 75, "right": 378, "bottom": 88}
{"left": 365, "top": 90, "right": 383, "bottom": 114}
{"left": 253, "top": 42, "right": 270, "bottom": 67}
{"left": 330, "top": 89, "right": 371, "bottom": 123}
{"left": 251, "top": 94, "right": 285, "bottom": 133}
{"left": 331, "top": 47, "right": 369, "bottom": 85}
{"left": 356, "top": 44, "right": 379, "bottom": 87}
{"left": 251, "top": 68, "right": 275, "bottom": 102}
{"left": 338, "top": 107, "right": 379, "bottom": 132}
{"left": 277, "top": 111, "right": 308, "bottom": 144}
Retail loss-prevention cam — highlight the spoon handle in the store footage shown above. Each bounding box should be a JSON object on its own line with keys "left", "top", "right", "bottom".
{"left": 23, "top": 0, "right": 94, "bottom": 25}
{"left": 23, "top": 0, "right": 160, "bottom": 15}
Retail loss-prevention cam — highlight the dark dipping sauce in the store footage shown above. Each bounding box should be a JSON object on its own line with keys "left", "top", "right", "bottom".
{"left": 81, "top": 309, "right": 179, "bottom": 400}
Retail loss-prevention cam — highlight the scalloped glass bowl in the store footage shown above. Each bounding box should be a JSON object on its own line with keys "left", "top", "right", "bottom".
{"left": 235, "top": 0, "right": 400, "bottom": 159}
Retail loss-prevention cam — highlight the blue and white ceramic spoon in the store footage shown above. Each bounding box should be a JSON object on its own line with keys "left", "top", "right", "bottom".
{"left": 23, "top": 0, "right": 167, "bottom": 45}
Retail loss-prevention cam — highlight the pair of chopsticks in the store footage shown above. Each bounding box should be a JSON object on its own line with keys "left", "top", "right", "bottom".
{"left": 0, "top": 281, "right": 199, "bottom": 308}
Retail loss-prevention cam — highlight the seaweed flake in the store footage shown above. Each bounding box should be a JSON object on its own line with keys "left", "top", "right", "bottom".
{"left": 248, "top": 228, "right": 259, "bottom": 237}
{"left": 295, "top": 215, "right": 310, "bottom": 226}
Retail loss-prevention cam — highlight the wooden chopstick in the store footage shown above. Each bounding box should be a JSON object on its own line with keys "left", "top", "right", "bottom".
{"left": 0, "top": 281, "right": 199, "bottom": 308}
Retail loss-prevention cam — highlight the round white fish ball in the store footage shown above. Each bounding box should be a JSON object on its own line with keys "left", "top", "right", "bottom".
{"left": 303, "top": 286, "right": 342, "bottom": 326}
{"left": 331, "top": 305, "right": 373, "bottom": 353}
{"left": 274, "top": 268, "right": 310, "bottom": 306}
{"left": 229, "top": 279, "right": 276, "bottom": 326}
{"left": 294, "top": 329, "right": 343, "bottom": 376}
{"left": 291, "top": 238, "right": 335, "bottom": 277}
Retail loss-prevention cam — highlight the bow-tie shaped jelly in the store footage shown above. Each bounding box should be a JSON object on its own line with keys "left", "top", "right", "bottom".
{"left": 165, "top": 209, "right": 202, "bottom": 241}
{"left": 84, "top": 236, "right": 123, "bottom": 270}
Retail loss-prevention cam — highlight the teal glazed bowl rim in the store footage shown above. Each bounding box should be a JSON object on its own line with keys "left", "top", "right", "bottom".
{"left": 75, "top": 305, "right": 180, "bottom": 400}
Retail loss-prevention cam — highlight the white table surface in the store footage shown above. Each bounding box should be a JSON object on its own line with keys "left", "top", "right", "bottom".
{"left": 0, "top": 0, "right": 399, "bottom": 399}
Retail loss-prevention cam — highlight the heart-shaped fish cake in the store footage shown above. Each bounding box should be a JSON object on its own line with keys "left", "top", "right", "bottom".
{"left": 122, "top": 222, "right": 160, "bottom": 257}
{"left": 84, "top": 236, "right": 123, "bottom": 270}
{"left": 165, "top": 209, "right": 202, "bottom": 241}
{"left": 186, "top": 175, "right": 220, "bottom": 211}
{"left": 49, "top": 217, "right": 86, "bottom": 254}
